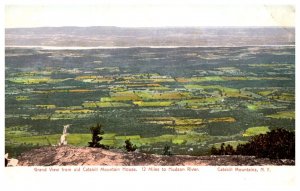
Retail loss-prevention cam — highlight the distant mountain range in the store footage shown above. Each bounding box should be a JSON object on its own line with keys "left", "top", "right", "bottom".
{"left": 5, "top": 26, "right": 295, "bottom": 47}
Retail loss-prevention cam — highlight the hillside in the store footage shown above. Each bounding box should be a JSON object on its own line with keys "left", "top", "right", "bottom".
{"left": 17, "top": 146, "right": 294, "bottom": 166}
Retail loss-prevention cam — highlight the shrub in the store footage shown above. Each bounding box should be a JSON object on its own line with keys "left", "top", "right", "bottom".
{"left": 210, "top": 145, "right": 219, "bottom": 155}
{"left": 124, "top": 139, "right": 137, "bottom": 152}
{"left": 225, "top": 144, "right": 235, "bottom": 155}
{"left": 210, "top": 143, "right": 235, "bottom": 155}
{"left": 162, "top": 145, "right": 172, "bottom": 156}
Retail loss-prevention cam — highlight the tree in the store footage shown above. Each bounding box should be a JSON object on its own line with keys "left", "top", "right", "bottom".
{"left": 210, "top": 128, "right": 295, "bottom": 159}
{"left": 88, "top": 123, "right": 109, "bottom": 149}
{"left": 225, "top": 144, "right": 235, "bottom": 155}
{"left": 124, "top": 139, "right": 137, "bottom": 152}
{"left": 210, "top": 145, "right": 219, "bottom": 155}
{"left": 219, "top": 143, "right": 225, "bottom": 155}
{"left": 238, "top": 128, "right": 295, "bottom": 159}
{"left": 162, "top": 145, "right": 172, "bottom": 156}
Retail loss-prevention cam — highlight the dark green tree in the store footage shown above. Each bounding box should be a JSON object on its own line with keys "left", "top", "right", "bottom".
{"left": 162, "top": 145, "right": 172, "bottom": 156}
{"left": 210, "top": 145, "right": 219, "bottom": 155}
{"left": 219, "top": 143, "right": 225, "bottom": 155}
{"left": 124, "top": 139, "right": 137, "bottom": 152}
{"left": 225, "top": 144, "right": 235, "bottom": 155}
{"left": 88, "top": 123, "right": 109, "bottom": 149}
{"left": 211, "top": 128, "right": 295, "bottom": 159}
{"left": 236, "top": 128, "right": 295, "bottom": 159}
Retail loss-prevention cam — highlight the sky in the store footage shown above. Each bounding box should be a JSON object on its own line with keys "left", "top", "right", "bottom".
{"left": 5, "top": 4, "right": 295, "bottom": 28}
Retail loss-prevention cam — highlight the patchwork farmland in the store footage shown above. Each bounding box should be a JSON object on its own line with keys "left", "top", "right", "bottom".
{"left": 5, "top": 46, "right": 295, "bottom": 156}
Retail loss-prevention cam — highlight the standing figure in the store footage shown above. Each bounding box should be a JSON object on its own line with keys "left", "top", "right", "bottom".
{"left": 59, "top": 124, "right": 70, "bottom": 146}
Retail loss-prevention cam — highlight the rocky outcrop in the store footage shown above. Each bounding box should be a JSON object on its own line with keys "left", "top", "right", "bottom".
{"left": 5, "top": 153, "right": 19, "bottom": 167}
{"left": 17, "top": 146, "right": 295, "bottom": 166}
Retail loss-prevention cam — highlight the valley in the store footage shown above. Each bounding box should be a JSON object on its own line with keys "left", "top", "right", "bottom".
{"left": 5, "top": 45, "right": 295, "bottom": 157}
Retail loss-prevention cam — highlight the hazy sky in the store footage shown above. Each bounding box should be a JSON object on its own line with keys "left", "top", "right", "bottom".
{"left": 5, "top": 4, "right": 295, "bottom": 28}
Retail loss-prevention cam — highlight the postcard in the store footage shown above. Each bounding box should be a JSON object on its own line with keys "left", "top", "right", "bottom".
{"left": 2, "top": 1, "right": 297, "bottom": 190}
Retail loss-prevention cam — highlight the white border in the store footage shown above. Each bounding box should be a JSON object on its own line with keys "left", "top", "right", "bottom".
{"left": 1, "top": 1, "right": 298, "bottom": 191}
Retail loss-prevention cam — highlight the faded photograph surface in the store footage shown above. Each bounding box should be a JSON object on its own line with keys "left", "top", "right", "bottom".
{"left": 5, "top": 4, "right": 295, "bottom": 166}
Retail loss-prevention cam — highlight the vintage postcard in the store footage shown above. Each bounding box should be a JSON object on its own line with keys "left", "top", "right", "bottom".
{"left": 2, "top": 0, "right": 297, "bottom": 190}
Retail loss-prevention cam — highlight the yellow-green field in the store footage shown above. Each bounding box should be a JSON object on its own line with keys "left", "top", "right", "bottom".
{"left": 9, "top": 77, "right": 67, "bottom": 84}
{"left": 247, "top": 101, "right": 278, "bottom": 110}
{"left": 243, "top": 126, "right": 270, "bottom": 137}
{"left": 36, "top": 105, "right": 56, "bottom": 109}
{"left": 141, "top": 116, "right": 236, "bottom": 133}
{"left": 55, "top": 109, "right": 94, "bottom": 114}
{"left": 7, "top": 133, "right": 211, "bottom": 148}
{"left": 133, "top": 101, "right": 173, "bottom": 107}
{"left": 266, "top": 111, "right": 295, "bottom": 119}
{"left": 75, "top": 75, "right": 114, "bottom": 83}
{"left": 82, "top": 101, "right": 132, "bottom": 108}
{"left": 248, "top": 63, "right": 294, "bottom": 68}
{"left": 176, "top": 76, "right": 290, "bottom": 83}
{"left": 33, "top": 89, "right": 95, "bottom": 94}
{"left": 16, "top": 96, "right": 30, "bottom": 101}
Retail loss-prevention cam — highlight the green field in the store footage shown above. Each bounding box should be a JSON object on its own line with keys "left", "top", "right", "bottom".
{"left": 243, "top": 126, "right": 270, "bottom": 137}
{"left": 5, "top": 46, "right": 295, "bottom": 156}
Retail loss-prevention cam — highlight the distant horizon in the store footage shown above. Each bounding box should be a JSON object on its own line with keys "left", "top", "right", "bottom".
{"left": 5, "top": 45, "right": 295, "bottom": 50}
{"left": 5, "top": 25, "right": 296, "bottom": 29}
{"left": 6, "top": 26, "right": 294, "bottom": 47}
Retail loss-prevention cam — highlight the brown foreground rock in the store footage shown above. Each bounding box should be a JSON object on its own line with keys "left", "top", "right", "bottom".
{"left": 17, "top": 146, "right": 294, "bottom": 166}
